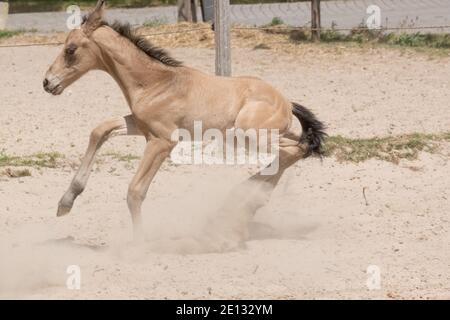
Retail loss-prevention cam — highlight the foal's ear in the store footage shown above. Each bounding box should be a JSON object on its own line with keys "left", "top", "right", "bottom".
{"left": 82, "top": 0, "right": 107, "bottom": 36}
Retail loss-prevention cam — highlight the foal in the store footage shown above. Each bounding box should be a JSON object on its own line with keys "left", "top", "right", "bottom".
{"left": 43, "top": 0, "right": 326, "bottom": 240}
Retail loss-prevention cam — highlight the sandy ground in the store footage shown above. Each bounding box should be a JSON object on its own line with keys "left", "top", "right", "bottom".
{"left": 0, "top": 44, "right": 449, "bottom": 299}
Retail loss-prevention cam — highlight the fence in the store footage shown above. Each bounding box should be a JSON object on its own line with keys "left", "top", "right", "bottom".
{"left": 1, "top": 0, "right": 450, "bottom": 76}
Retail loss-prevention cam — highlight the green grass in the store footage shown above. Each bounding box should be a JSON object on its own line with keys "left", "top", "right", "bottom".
{"left": 283, "top": 25, "right": 450, "bottom": 50}
{"left": 319, "top": 28, "right": 450, "bottom": 49}
{"left": 0, "top": 30, "right": 22, "bottom": 39}
{"left": 323, "top": 132, "right": 450, "bottom": 163}
{"left": 0, "top": 132, "right": 448, "bottom": 172}
{"left": 0, "top": 151, "right": 64, "bottom": 168}
{"left": 102, "top": 152, "right": 140, "bottom": 162}
{"left": 142, "top": 17, "right": 168, "bottom": 28}
{"left": 0, "top": 29, "right": 37, "bottom": 39}
{"left": 264, "top": 17, "right": 285, "bottom": 27}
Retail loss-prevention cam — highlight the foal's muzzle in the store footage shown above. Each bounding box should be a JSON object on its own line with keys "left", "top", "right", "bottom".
{"left": 43, "top": 77, "right": 64, "bottom": 95}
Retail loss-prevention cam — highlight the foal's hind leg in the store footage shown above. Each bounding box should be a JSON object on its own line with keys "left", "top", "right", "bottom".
{"left": 57, "top": 115, "right": 141, "bottom": 217}
{"left": 212, "top": 100, "right": 307, "bottom": 241}
{"left": 219, "top": 137, "right": 307, "bottom": 225}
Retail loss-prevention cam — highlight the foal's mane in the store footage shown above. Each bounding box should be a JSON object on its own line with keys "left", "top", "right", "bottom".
{"left": 84, "top": 16, "right": 182, "bottom": 67}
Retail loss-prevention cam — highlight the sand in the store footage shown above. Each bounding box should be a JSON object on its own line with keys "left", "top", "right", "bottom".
{"left": 0, "top": 44, "right": 449, "bottom": 299}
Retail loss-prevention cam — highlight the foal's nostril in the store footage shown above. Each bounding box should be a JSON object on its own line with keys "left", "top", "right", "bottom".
{"left": 43, "top": 79, "right": 49, "bottom": 88}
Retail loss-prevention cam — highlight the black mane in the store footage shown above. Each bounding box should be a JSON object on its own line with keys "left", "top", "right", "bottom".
{"left": 83, "top": 16, "right": 182, "bottom": 67}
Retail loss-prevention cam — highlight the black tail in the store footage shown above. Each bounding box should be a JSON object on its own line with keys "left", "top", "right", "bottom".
{"left": 292, "top": 102, "right": 327, "bottom": 156}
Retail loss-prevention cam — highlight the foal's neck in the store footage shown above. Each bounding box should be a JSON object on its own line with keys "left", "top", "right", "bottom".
{"left": 92, "top": 27, "right": 175, "bottom": 107}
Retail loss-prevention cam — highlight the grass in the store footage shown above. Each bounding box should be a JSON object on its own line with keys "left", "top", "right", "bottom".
{"left": 276, "top": 23, "right": 450, "bottom": 50}
{"left": 318, "top": 27, "right": 450, "bottom": 49}
{"left": 264, "top": 17, "right": 285, "bottom": 28}
{"left": 102, "top": 152, "right": 140, "bottom": 162}
{"left": 143, "top": 17, "right": 168, "bottom": 28}
{"left": 0, "top": 28, "right": 38, "bottom": 39}
{"left": 0, "top": 30, "right": 22, "bottom": 39}
{"left": 323, "top": 132, "right": 450, "bottom": 163}
{"left": 0, "top": 151, "right": 64, "bottom": 168}
{"left": 0, "top": 132, "right": 448, "bottom": 174}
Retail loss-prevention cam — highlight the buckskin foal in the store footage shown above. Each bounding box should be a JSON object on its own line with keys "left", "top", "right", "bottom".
{"left": 43, "top": 0, "right": 326, "bottom": 241}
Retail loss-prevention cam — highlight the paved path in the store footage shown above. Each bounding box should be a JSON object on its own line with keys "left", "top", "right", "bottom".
{"left": 5, "top": 0, "right": 450, "bottom": 33}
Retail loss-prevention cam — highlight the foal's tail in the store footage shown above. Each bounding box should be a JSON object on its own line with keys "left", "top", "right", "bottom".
{"left": 292, "top": 102, "right": 327, "bottom": 157}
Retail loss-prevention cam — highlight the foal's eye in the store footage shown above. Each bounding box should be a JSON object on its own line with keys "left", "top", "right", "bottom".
{"left": 65, "top": 45, "right": 77, "bottom": 55}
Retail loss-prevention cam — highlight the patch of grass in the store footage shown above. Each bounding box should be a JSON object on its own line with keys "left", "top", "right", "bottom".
{"left": 102, "top": 152, "right": 140, "bottom": 162}
{"left": 0, "top": 30, "right": 22, "bottom": 39}
{"left": 0, "top": 29, "right": 38, "bottom": 40}
{"left": 143, "top": 17, "right": 168, "bottom": 28}
{"left": 318, "top": 28, "right": 450, "bottom": 50}
{"left": 265, "top": 17, "right": 285, "bottom": 27}
{"left": 323, "top": 132, "right": 449, "bottom": 163}
{"left": 0, "top": 151, "right": 63, "bottom": 168}
{"left": 267, "top": 22, "right": 450, "bottom": 51}
{"left": 383, "top": 33, "right": 450, "bottom": 49}
{"left": 0, "top": 131, "right": 448, "bottom": 172}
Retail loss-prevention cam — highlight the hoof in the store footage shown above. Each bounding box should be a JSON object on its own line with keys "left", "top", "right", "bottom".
{"left": 57, "top": 205, "right": 72, "bottom": 217}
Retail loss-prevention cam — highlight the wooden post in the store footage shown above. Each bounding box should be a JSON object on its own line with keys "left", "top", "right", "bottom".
{"left": 178, "top": 0, "right": 198, "bottom": 22}
{"left": 311, "top": 0, "right": 321, "bottom": 41}
{"left": 214, "top": 0, "right": 231, "bottom": 76}
{"left": 0, "top": 1, "right": 9, "bottom": 30}
{"left": 192, "top": 0, "right": 199, "bottom": 22}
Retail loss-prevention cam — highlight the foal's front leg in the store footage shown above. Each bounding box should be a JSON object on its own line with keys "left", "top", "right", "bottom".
{"left": 57, "top": 115, "right": 141, "bottom": 216}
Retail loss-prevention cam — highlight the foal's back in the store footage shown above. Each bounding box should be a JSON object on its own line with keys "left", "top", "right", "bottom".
{"left": 176, "top": 66, "right": 293, "bottom": 133}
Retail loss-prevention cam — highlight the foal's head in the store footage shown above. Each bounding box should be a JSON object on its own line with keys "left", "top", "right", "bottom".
{"left": 43, "top": 0, "right": 106, "bottom": 95}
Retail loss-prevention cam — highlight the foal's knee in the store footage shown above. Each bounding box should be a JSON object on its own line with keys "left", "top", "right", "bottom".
{"left": 127, "top": 186, "right": 145, "bottom": 210}
{"left": 90, "top": 124, "right": 110, "bottom": 144}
